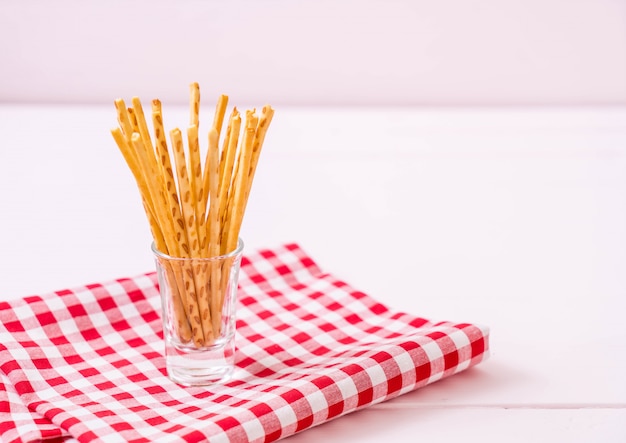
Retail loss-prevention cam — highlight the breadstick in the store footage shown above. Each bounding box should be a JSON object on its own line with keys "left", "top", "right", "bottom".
{"left": 202, "top": 94, "right": 229, "bottom": 215}
{"left": 218, "top": 108, "right": 240, "bottom": 206}
{"left": 129, "top": 134, "right": 173, "bottom": 250}
{"left": 205, "top": 128, "right": 221, "bottom": 255}
{"left": 151, "top": 100, "right": 195, "bottom": 343}
{"left": 152, "top": 100, "right": 186, "bottom": 257}
{"left": 110, "top": 128, "right": 159, "bottom": 240}
{"left": 170, "top": 128, "right": 214, "bottom": 344}
{"left": 131, "top": 97, "right": 177, "bottom": 250}
{"left": 155, "top": 257, "right": 192, "bottom": 344}
{"left": 127, "top": 107, "right": 139, "bottom": 133}
{"left": 110, "top": 127, "right": 147, "bottom": 198}
{"left": 187, "top": 125, "right": 205, "bottom": 249}
{"left": 218, "top": 112, "right": 243, "bottom": 254}
{"left": 187, "top": 124, "right": 213, "bottom": 343}
{"left": 225, "top": 110, "right": 258, "bottom": 252}
{"left": 114, "top": 99, "right": 134, "bottom": 143}
{"left": 189, "top": 82, "right": 200, "bottom": 127}
{"left": 243, "top": 105, "right": 275, "bottom": 210}
{"left": 213, "top": 94, "right": 229, "bottom": 137}
{"left": 171, "top": 128, "right": 201, "bottom": 255}
{"left": 131, "top": 98, "right": 153, "bottom": 145}
{"left": 205, "top": 128, "right": 223, "bottom": 333}
{"left": 161, "top": 261, "right": 192, "bottom": 343}
{"left": 141, "top": 198, "right": 167, "bottom": 253}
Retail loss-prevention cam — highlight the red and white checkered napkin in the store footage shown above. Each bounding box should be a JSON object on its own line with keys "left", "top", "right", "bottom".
{"left": 1, "top": 244, "right": 489, "bottom": 443}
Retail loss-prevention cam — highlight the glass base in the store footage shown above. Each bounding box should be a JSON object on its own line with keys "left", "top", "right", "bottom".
{"left": 165, "top": 335, "right": 235, "bottom": 386}
{"left": 167, "top": 363, "right": 234, "bottom": 386}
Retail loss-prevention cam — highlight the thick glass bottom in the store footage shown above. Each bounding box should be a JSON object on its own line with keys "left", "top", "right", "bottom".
{"left": 165, "top": 335, "right": 235, "bottom": 386}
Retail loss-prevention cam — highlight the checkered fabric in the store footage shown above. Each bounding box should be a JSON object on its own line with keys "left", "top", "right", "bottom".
{"left": 1, "top": 243, "right": 489, "bottom": 443}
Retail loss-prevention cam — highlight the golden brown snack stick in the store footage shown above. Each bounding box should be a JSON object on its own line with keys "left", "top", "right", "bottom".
{"left": 205, "top": 128, "right": 222, "bottom": 334}
{"left": 189, "top": 83, "right": 205, "bottom": 223}
{"left": 187, "top": 125, "right": 206, "bottom": 249}
{"left": 151, "top": 100, "right": 186, "bottom": 257}
{"left": 209, "top": 261, "right": 222, "bottom": 337}
{"left": 218, "top": 112, "right": 242, "bottom": 254}
{"left": 216, "top": 254, "right": 236, "bottom": 332}
{"left": 201, "top": 94, "right": 229, "bottom": 214}
{"left": 131, "top": 97, "right": 156, "bottom": 158}
{"left": 205, "top": 128, "right": 221, "bottom": 255}
{"left": 170, "top": 128, "right": 214, "bottom": 343}
{"left": 248, "top": 106, "right": 275, "bottom": 179}
{"left": 189, "top": 82, "right": 200, "bottom": 127}
{"left": 110, "top": 128, "right": 146, "bottom": 196}
{"left": 141, "top": 198, "right": 167, "bottom": 253}
{"left": 169, "top": 268, "right": 193, "bottom": 343}
{"left": 114, "top": 99, "right": 134, "bottom": 142}
{"left": 218, "top": 108, "right": 240, "bottom": 198}
{"left": 187, "top": 125, "right": 214, "bottom": 344}
{"left": 225, "top": 111, "right": 258, "bottom": 252}
{"left": 160, "top": 258, "right": 193, "bottom": 344}
{"left": 213, "top": 94, "right": 229, "bottom": 137}
{"left": 150, "top": 101, "right": 198, "bottom": 343}
{"left": 243, "top": 105, "right": 275, "bottom": 210}
{"left": 130, "top": 133, "right": 176, "bottom": 253}
{"left": 171, "top": 128, "right": 201, "bottom": 255}
{"left": 110, "top": 128, "right": 160, "bottom": 240}
{"left": 127, "top": 107, "right": 139, "bottom": 133}
{"left": 131, "top": 97, "right": 179, "bottom": 251}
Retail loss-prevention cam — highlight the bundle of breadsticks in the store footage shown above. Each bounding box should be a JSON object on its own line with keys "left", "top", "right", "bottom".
{"left": 111, "top": 83, "right": 274, "bottom": 347}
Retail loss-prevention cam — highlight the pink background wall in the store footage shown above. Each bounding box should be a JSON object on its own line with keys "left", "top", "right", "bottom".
{"left": 1, "top": 0, "right": 625, "bottom": 106}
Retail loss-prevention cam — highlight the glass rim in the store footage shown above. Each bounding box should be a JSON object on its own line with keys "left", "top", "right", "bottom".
{"left": 151, "top": 237, "right": 244, "bottom": 262}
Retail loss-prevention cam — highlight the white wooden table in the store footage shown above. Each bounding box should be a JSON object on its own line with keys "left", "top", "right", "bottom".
{"left": 1, "top": 104, "right": 625, "bottom": 442}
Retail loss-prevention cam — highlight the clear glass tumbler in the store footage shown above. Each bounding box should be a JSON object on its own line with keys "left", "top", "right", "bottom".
{"left": 152, "top": 239, "right": 244, "bottom": 386}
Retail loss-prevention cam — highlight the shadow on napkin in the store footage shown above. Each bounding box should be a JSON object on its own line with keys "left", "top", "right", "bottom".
{"left": 0, "top": 243, "right": 489, "bottom": 443}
